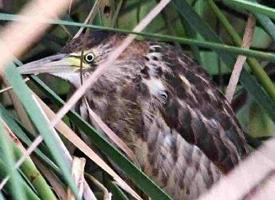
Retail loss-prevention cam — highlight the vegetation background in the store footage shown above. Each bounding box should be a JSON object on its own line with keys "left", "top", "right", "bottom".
{"left": 0, "top": 0, "right": 274, "bottom": 199}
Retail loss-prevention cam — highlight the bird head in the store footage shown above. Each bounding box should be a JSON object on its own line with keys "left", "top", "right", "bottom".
{"left": 18, "top": 31, "right": 117, "bottom": 87}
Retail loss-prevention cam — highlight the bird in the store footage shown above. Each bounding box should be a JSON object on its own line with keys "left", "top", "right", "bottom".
{"left": 19, "top": 31, "right": 249, "bottom": 200}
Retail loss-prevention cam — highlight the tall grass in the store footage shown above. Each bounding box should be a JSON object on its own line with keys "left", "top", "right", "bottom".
{"left": 0, "top": 0, "right": 274, "bottom": 199}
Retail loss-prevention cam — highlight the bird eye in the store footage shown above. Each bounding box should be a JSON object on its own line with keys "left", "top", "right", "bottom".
{"left": 84, "top": 53, "right": 95, "bottom": 63}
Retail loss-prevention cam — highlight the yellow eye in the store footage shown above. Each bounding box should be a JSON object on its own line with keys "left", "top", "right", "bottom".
{"left": 84, "top": 53, "right": 95, "bottom": 64}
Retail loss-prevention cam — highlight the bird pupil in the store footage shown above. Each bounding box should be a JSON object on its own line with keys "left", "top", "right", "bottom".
{"left": 85, "top": 53, "right": 94, "bottom": 63}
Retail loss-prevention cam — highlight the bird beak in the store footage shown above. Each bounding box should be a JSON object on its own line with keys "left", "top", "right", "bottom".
{"left": 18, "top": 54, "right": 77, "bottom": 75}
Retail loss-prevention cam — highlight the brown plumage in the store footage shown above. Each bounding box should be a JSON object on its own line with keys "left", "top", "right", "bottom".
{"left": 20, "top": 31, "right": 249, "bottom": 200}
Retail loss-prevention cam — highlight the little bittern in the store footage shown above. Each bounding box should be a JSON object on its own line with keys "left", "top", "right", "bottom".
{"left": 19, "top": 31, "right": 249, "bottom": 200}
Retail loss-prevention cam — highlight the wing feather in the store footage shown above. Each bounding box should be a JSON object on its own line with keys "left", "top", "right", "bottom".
{"left": 144, "top": 42, "right": 249, "bottom": 173}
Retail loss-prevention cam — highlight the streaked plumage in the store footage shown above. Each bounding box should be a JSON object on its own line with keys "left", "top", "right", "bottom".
{"left": 19, "top": 31, "right": 249, "bottom": 200}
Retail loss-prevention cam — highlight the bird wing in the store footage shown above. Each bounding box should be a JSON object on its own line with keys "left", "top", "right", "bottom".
{"left": 142, "top": 42, "right": 249, "bottom": 173}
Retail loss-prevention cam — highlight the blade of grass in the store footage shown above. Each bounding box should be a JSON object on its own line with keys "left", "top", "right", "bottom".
{"left": 111, "top": 0, "right": 123, "bottom": 27}
{"left": 171, "top": 0, "right": 275, "bottom": 122}
{"left": 225, "top": 15, "right": 255, "bottom": 102}
{"left": 0, "top": 119, "right": 26, "bottom": 200}
{"left": 108, "top": 181, "right": 130, "bottom": 200}
{"left": 32, "top": 156, "right": 67, "bottom": 200}
{"left": 4, "top": 88, "right": 36, "bottom": 136}
{"left": 180, "top": 17, "right": 202, "bottom": 64}
{"left": 255, "top": 13, "right": 275, "bottom": 40}
{"left": 0, "top": 159, "right": 40, "bottom": 200}
{"left": 74, "top": 0, "right": 101, "bottom": 38}
{"left": 3, "top": 63, "right": 80, "bottom": 200}
{"left": 0, "top": 192, "right": 4, "bottom": 200}
{"left": 67, "top": 157, "right": 86, "bottom": 199}
{"left": 1, "top": 119, "right": 57, "bottom": 200}
{"left": 223, "top": 0, "right": 275, "bottom": 21}
{"left": 85, "top": 174, "right": 110, "bottom": 200}
{"left": 249, "top": 0, "right": 275, "bottom": 41}
{"left": 0, "top": 104, "right": 60, "bottom": 174}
